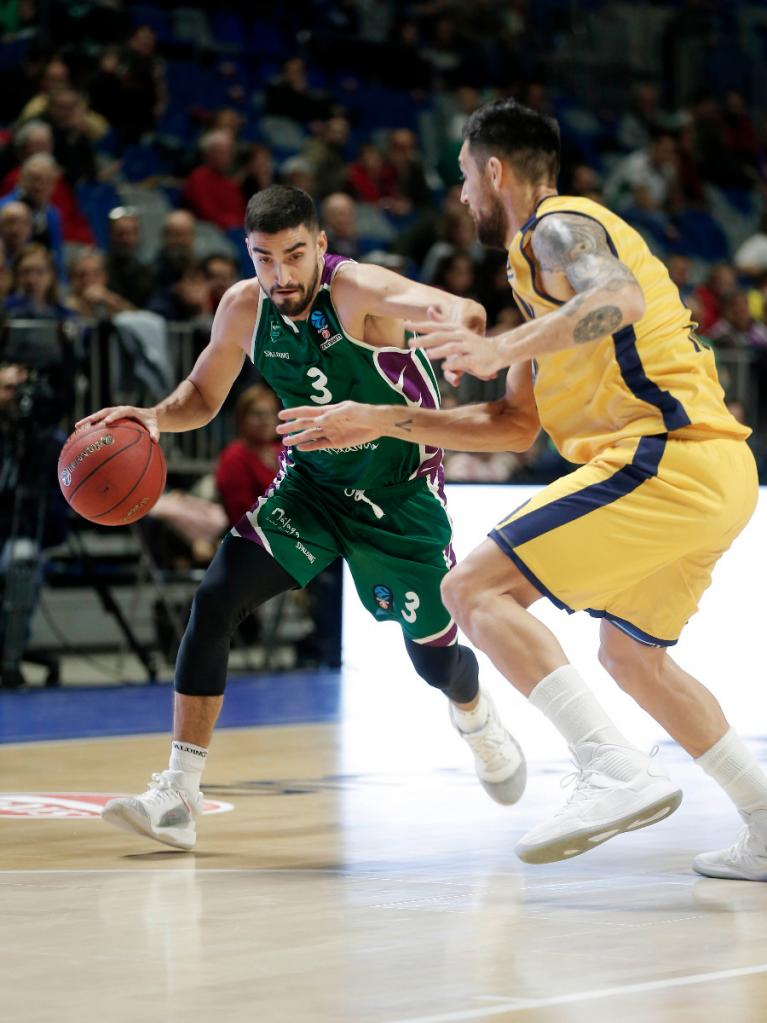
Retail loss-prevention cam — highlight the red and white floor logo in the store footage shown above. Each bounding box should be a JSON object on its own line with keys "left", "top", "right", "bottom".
{"left": 0, "top": 793, "right": 233, "bottom": 819}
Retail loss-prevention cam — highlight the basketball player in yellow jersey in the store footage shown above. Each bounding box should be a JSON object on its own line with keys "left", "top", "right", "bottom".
{"left": 278, "top": 98, "right": 767, "bottom": 881}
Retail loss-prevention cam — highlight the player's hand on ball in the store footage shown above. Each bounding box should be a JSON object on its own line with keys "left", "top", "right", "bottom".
{"left": 277, "top": 401, "right": 380, "bottom": 451}
{"left": 76, "top": 405, "right": 161, "bottom": 443}
{"left": 405, "top": 319, "right": 502, "bottom": 381}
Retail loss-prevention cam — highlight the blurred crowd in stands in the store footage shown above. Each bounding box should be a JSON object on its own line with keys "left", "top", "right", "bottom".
{"left": 1, "top": 0, "right": 767, "bottom": 490}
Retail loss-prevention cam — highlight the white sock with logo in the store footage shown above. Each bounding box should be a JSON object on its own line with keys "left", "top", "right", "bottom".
{"left": 451, "top": 691, "right": 490, "bottom": 734}
{"left": 168, "top": 741, "right": 207, "bottom": 795}
{"left": 696, "top": 728, "right": 767, "bottom": 816}
{"left": 528, "top": 664, "right": 632, "bottom": 751}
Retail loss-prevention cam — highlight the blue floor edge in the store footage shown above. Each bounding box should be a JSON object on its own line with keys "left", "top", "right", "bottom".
{"left": 0, "top": 669, "right": 343, "bottom": 744}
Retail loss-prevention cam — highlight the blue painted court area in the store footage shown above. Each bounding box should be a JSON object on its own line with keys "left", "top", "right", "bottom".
{"left": 0, "top": 670, "right": 342, "bottom": 744}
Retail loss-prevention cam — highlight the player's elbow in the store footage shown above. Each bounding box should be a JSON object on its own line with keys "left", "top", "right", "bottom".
{"left": 511, "top": 416, "right": 540, "bottom": 452}
{"left": 495, "top": 406, "right": 540, "bottom": 452}
{"left": 622, "top": 281, "right": 646, "bottom": 324}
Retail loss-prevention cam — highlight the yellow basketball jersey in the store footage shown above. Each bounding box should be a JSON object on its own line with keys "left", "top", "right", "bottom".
{"left": 507, "top": 194, "right": 749, "bottom": 463}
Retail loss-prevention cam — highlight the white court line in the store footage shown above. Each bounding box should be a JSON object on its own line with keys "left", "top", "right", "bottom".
{"left": 383, "top": 964, "right": 767, "bottom": 1023}
{"left": 0, "top": 868, "right": 359, "bottom": 875}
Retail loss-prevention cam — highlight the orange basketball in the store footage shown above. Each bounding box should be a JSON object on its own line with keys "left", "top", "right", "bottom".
{"left": 57, "top": 418, "right": 166, "bottom": 526}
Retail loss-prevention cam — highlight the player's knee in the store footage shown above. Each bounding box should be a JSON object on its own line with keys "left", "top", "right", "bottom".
{"left": 405, "top": 638, "right": 479, "bottom": 703}
{"left": 188, "top": 574, "right": 241, "bottom": 637}
{"left": 440, "top": 563, "right": 481, "bottom": 624}
{"left": 599, "top": 642, "right": 663, "bottom": 696}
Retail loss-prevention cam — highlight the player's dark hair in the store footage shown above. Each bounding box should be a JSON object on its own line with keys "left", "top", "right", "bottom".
{"left": 244, "top": 185, "right": 319, "bottom": 235}
{"left": 463, "top": 98, "right": 560, "bottom": 185}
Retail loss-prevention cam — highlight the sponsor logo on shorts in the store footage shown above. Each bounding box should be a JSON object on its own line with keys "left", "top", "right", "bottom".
{"left": 270, "top": 506, "right": 300, "bottom": 538}
{"left": 296, "top": 541, "right": 316, "bottom": 564}
{"left": 0, "top": 792, "right": 233, "bottom": 819}
{"left": 59, "top": 433, "right": 114, "bottom": 487}
{"left": 373, "top": 584, "right": 393, "bottom": 611}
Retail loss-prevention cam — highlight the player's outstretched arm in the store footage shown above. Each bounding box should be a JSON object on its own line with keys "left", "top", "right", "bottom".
{"left": 76, "top": 283, "right": 251, "bottom": 440}
{"left": 407, "top": 213, "right": 646, "bottom": 379}
{"left": 331, "top": 261, "right": 487, "bottom": 336}
{"left": 277, "top": 360, "right": 540, "bottom": 454}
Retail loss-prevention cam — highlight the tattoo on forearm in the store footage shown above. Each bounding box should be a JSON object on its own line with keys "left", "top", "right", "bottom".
{"left": 394, "top": 417, "right": 414, "bottom": 432}
{"left": 573, "top": 305, "right": 622, "bottom": 342}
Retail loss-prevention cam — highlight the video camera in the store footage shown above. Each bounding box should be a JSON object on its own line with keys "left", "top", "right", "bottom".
{"left": 0, "top": 319, "right": 76, "bottom": 433}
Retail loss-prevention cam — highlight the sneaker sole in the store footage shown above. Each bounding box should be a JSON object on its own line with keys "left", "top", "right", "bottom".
{"left": 480, "top": 737, "right": 527, "bottom": 806}
{"left": 692, "top": 858, "right": 767, "bottom": 882}
{"left": 515, "top": 786, "right": 683, "bottom": 865}
{"left": 102, "top": 801, "right": 196, "bottom": 851}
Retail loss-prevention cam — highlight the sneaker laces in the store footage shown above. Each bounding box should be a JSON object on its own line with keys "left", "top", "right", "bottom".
{"left": 557, "top": 743, "right": 661, "bottom": 816}
{"left": 462, "top": 712, "right": 511, "bottom": 773}
{"left": 557, "top": 761, "right": 606, "bottom": 815}
{"left": 141, "top": 771, "right": 184, "bottom": 806}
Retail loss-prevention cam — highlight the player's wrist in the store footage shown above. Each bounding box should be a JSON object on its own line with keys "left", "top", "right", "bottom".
{"left": 381, "top": 405, "right": 420, "bottom": 441}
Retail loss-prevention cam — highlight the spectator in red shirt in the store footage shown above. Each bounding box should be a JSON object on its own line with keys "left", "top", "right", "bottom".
{"left": 1, "top": 120, "right": 94, "bottom": 244}
{"left": 346, "top": 142, "right": 397, "bottom": 205}
{"left": 694, "top": 264, "right": 738, "bottom": 332}
{"left": 182, "top": 130, "right": 246, "bottom": 231}
{"left": 215, "top": 383, "right": 281, "bottom": 526}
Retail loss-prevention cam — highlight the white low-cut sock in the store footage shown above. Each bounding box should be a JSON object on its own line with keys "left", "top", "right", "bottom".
{"left": 528, "top": 664, "right": 632, "bottom": 751}
{"left": 451, "top": 691, "right": 490, "bottom": 733}
{"left": 696, "top": 728, "right": 767, "bottom": 816}
{"left": 168, "top": 740, "right": 208, "bottom": 795}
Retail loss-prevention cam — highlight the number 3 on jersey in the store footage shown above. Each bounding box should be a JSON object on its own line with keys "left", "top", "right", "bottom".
{"left": 307, "top": 367, "right": 333, "bottom": 404}
{"left": 401, "top": 591, "right": 420, "bottom": 623}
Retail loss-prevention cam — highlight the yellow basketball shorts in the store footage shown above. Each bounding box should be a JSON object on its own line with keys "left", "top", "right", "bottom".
{"left": 490, "top": 434, "right": 758, "bottom": 646}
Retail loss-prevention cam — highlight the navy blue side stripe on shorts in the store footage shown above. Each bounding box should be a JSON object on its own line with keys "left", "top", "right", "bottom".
{"left": 492, "top": 433, "right": 667, "bottom": 550}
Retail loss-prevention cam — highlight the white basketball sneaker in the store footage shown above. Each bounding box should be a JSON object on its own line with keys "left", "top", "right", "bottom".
{"left": 102, "top": 771, "right": 203, "bottom": 850}
{"left": 693, "top": 809, "right": 767, "bottom": 881}
{"left": 515, "top": 742, "right": 682, "bottom": 864}
{"left": 450, "top": 691, "right": 527, "bottom": 805}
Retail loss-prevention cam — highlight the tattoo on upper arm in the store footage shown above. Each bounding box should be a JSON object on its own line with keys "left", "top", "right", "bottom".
{"left": 531, "top": 214, "right": 638, "bottom": 295}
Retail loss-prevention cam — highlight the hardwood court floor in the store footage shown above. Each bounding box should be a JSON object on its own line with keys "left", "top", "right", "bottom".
{"left": 2, "top": 723, "right": 767, "bottom": 1023}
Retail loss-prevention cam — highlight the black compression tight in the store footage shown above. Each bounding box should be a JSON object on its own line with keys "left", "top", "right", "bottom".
{"left": 175, "top": 533, "right": 480, "bottom": 705}
{"left": 403, "top": 636, "right": 480, "bottom": 704}
{"left": 175, "top": 534, "right": 298, "bottom": 696}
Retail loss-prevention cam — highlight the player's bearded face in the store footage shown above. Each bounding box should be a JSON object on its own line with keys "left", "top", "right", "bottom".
{"left": 249, "top": 227, "right": 325, "bottom": 317}
{"left": 268, "top": 258, "right": 321, "bottom": 316}
{"left": 460, "top": 145, "right": 508, "bottom": 250}
{"left": 473, "top": 188, "right": 508, "bottom": 250}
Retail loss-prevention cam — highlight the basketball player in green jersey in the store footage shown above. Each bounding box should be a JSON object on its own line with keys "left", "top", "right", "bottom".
{"left": 78, "top": 185, "right": 525, "bottom": 850}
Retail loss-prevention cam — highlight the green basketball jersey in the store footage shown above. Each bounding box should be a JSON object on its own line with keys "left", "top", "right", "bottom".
{"left": 250, "top": 254, "right": 443, "bottom": 489}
